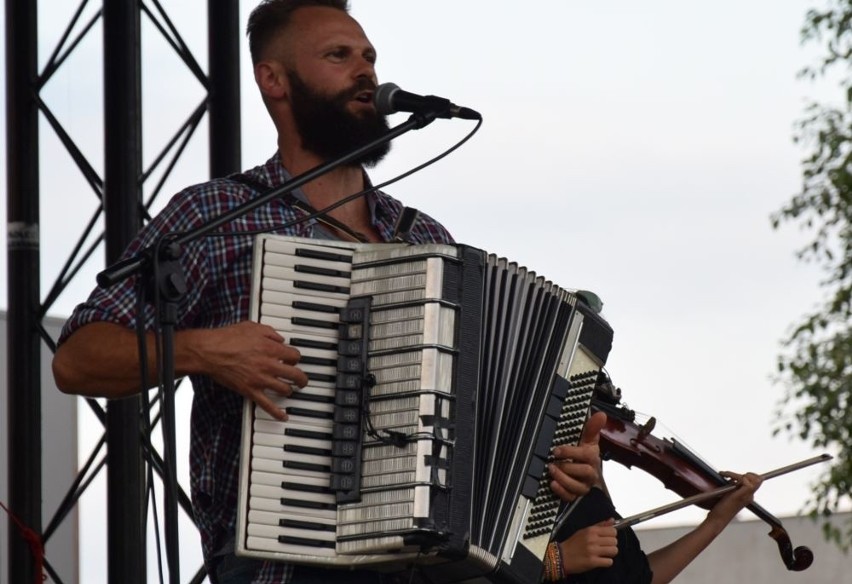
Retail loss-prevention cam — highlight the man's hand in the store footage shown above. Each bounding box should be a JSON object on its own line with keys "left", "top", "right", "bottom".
{"left": 549, "top": 411, "right": 607, "bottom": 501}
{"left": 53, "top": 320, "right": 307, "bottom": 420}
{"left": 560, "top": 519, "right": 619, "bottom": 574}
{"left": 188, "top": 321, "right": 308, "bottom": 420}
{"left": 53, "top": 320, "right": 308, "bottom": 420}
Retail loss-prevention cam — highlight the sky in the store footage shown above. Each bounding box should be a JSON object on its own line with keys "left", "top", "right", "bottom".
{"left": 1, "top": 0, "right": 849, "bottom": 581}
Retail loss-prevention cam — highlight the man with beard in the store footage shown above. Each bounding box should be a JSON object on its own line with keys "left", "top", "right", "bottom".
{"left": 52, "top": 1, "right": 602, "bottom": 583}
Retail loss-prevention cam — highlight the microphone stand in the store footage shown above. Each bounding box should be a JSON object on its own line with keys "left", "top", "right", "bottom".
{"left": 97, "top": 110, "right": 442, "bottom": 584}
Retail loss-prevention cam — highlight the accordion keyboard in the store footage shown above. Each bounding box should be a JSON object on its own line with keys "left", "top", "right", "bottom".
{"left": 241, "top": 237, "right": 463, "bottom": 561}
{"left": 246, "top": 238, "right": 356, "bottom": 557}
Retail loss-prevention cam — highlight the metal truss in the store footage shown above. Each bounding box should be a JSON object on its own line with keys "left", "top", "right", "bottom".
{"left": 5, "top": 0, "right": 241, "bottom": 582}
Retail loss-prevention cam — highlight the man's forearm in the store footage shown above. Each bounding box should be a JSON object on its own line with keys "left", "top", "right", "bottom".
{"left": 52, "top": 321, "right": 205, "bottom": 397}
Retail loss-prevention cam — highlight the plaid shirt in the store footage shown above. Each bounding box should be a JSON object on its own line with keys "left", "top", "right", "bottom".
{"left": 59, "top": 153, "right": 454, "bottom": 583}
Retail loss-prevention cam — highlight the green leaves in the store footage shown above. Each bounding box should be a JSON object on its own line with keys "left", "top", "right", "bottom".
{"left": 773, "top": 0, "right": 852, "bottom": 553}
{"left": 801, "top": 2, "right": 852, "bottom": 80}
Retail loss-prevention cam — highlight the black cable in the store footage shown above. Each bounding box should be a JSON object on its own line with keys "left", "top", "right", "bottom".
{"left": 135, "top": 263, "right": 168, "bottom": 584}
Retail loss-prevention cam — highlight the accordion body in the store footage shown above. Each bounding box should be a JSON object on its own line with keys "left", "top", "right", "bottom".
{"left": 236, "top": 235, "right": 614, "bottom": 584}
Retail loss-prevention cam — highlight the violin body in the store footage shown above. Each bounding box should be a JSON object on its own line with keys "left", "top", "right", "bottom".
{"left": 590, "top": 378, "right": 814, "bottom": 571}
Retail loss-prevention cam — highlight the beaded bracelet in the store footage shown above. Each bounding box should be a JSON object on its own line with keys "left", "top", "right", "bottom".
{"left": 552, "top": 542, "right": 565, "bottom": 580}
{"left": 543, "top": 541, "right": 566, "bottom": 581}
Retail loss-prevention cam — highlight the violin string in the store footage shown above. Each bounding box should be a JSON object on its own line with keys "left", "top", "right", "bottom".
{"left": 630, "top": 408, "right": 723, "bottom": 474}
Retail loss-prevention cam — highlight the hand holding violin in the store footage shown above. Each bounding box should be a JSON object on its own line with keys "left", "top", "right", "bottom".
{"left": 548, "top": 411, "right": 608, "bottom": 501}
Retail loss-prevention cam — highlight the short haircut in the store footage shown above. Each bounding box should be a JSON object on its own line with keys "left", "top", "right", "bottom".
{"left": 247, "top": 0, "right": 351, "bottom": 64}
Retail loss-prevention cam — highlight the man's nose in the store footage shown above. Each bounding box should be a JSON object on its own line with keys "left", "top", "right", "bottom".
{"left": 353, "top": 56, "right": 376, "bottom": 83}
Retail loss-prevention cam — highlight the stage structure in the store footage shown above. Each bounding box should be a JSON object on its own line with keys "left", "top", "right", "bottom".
{"left": 5, "top": 0, "right": 242, "bottom": 582}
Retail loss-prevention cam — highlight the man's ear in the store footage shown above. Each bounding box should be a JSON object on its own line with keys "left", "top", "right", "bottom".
{"left": 255, "top": 60, "right": 289, "bottom": 100}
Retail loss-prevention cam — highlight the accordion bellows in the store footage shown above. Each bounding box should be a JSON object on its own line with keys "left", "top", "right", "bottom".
{"left": 236, "top": 235, "right": 613, "bottom": 584}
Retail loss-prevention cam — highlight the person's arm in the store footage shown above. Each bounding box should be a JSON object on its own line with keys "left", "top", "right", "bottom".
{"left": 644, "top": 471, "right": 763, "bottom": 584}
{"left": 52, "top": 320, "right": 308, "bottom": 420}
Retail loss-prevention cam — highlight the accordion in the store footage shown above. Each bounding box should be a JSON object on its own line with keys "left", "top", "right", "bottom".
{"left": 236, "top": 235, "right": 614, "bottom": 584}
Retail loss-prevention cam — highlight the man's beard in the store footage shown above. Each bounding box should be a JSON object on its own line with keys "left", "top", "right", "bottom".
{"left": 287, "top": 72, "right": 391, "bottom": 168}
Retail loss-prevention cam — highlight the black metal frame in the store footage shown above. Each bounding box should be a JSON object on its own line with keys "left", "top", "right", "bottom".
{"left": 5, "top": 0, "right": 241, "bottom": 582}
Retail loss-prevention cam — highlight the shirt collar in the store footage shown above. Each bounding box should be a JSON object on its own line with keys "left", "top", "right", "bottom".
{"left": 266, "top": 152, "right": 392, "bottom": 237}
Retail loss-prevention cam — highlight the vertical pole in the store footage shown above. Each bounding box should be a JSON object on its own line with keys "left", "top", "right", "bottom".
{"left": 103, "top": 1, "right": 146, "bottom": 582}
{"left": 208, "top": 0, "right": 242, "bottom": 178}
{"left": 5, "top": 0, "right": 42, "bottom": 580}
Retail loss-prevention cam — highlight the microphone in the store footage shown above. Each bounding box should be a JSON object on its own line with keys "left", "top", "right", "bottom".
{"left": 373, "top": 83, "right": 481, "bottom": 120}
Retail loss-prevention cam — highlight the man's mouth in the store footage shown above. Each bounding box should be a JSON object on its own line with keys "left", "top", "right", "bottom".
{"left": 353, "top": 89, "right": 374, "bottom": 104}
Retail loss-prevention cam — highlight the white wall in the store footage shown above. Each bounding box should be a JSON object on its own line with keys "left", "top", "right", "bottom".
{"left": 636, "top": 511, "right": 851, "bottom": 583}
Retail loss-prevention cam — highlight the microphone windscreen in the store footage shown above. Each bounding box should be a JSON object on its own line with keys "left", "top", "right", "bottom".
{"left": 373, "top": 83, "right": 401, "bottom": 115}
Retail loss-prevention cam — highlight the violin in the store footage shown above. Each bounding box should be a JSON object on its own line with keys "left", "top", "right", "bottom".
{"left": 590, "top": 376, "right": 814, "bottom": 572}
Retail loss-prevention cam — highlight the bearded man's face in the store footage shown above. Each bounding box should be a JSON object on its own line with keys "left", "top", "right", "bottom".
{"left": 287, "top": 71, "right": 391, "bottom": 168}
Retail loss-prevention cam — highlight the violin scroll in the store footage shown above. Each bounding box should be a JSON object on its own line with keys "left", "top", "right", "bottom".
{"left": 770, "top": 526, "right": 813, "bottom": 571}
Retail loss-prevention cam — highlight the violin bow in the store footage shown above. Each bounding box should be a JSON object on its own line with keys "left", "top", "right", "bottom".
{"left": 614, "top": 453, "right": 832, "bottom": 531}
